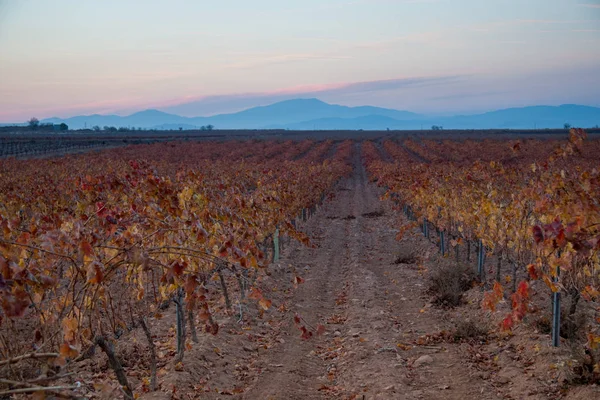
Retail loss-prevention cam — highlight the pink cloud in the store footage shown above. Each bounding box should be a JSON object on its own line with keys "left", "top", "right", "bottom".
{"left": 223, "top": 53, "right": 352, "bottom": 69}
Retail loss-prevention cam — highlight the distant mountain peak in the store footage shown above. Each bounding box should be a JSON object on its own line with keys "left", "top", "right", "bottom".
{"left": 280, "top": 98, "right": 324, "bottom": 103}
{"left": 130, "top": 109, "right": 173, "bottom": 116}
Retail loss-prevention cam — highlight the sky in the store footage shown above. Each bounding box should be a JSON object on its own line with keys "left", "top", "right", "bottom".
{"left": 0, "top": 0, "right": 599, "bottom": 121}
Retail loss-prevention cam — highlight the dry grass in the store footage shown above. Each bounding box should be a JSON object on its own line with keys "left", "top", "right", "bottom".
{"left": 428, "top": 262, "right": 477, "bottom": 307}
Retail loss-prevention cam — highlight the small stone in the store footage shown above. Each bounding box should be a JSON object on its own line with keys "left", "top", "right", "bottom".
{"left": 385, "top": 385, "right": 396, "bottom": 392}
{"left": 496, "top": 376, "right": 510, "bottom": 384}
{"left": 413, "top": 355, "right": 434, "bottom": 367}
{"left": 243, "top": 345, "right": 257, "bottom": 352}
{"left": 278, "top": 338, "right": 285, "bottom": 344}
{"left": 334, "top": 330, "right": 342, "bottom": 337}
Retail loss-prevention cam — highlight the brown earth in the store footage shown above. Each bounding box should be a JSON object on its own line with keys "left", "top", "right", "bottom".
{"left": 238, "top": 156, "right": 494, "bottom": 400}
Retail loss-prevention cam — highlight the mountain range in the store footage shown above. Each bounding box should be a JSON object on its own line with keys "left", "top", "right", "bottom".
{"left": 32, "top": 99, "right": 600, "bottom": 130}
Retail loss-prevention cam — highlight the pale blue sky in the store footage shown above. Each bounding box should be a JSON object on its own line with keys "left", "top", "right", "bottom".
{"left": 0, "top": 0, "right": 599, "bottom": 120}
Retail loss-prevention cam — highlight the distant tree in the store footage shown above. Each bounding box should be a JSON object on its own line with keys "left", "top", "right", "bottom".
{"left": 117, "top": 127, "right": 130, "bottom": 132}
{"left": 206, "top": 124, "right": 214, "bottom": 131}
{"left": 179, "top": 127, "right": 183, "bottom": 131}
{"left": 104, "top": 126, "right": 118, "bottom": 132}
{"left": 28, "top": 117, "right": 40, "bottom": 129}
{"left": 564, "top": 123, "right": 571, "bottom": 129}
{"left": 59, "top": 123, "right": 68, "bottom": 131}
{"left": 431, "top": 125, "right": 440, "bottom": 131}
{"left": 138, "top": 127, "right": 142, "bottom": 131}
{"left": 200, "top": 126, "right": 207, "bottom": 131}
{"left": 92, "top": 125, "right": 101, "bottom": 132}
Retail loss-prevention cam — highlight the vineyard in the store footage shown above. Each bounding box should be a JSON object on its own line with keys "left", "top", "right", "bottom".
{"left": 1, "top": 134, "right": 600, "bottom": 399}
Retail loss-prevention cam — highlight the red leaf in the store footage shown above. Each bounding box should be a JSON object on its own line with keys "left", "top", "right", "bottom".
{"left": 300, "top": 326, "right": 313, "bottom": 340}
{"left": 0, "top": 288, "right": 30, "bottom": 317}
{"left": 516, "top": 281, "right": 529, "bottom": 299}
{"left": 501, "top": 315, "right": 514, "bottom": 331}
{"left": 80, "top": 241, "right": 93, "bottom": 257}
{"left": 206, "top": 322, "right": 219, "bottom": 335}
{"left": 316, "top": 324, "right": 326, "bottom": 335}
{"left": 532, "top": 226, "right": 544, "bottom": 243}
{"left": 526, "top": 264, "right": 539, "bottom": 280}
{"left": 171, "top": 261, "right": 186, "bottom": 277}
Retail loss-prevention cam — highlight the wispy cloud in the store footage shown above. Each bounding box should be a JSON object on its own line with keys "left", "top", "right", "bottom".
{"left": 464, "top": 19, "right": 598, "bottom": 33}
{"left": 578, "top": 3, "right": 600, "bottom": 8}
{"left": 352, "top": 31, "right": 444, "bottom": 50}
{"left": 159, "top": 75, "right": 463, "bottom": 116}
{"left": 316, "top": 76, "right": 463, "bottom": 95}
{"left": 224, "top": 53, "right": 351, "bottom": 69}
{"left": 429, "top": 91, "right": 509, "bottom": 102}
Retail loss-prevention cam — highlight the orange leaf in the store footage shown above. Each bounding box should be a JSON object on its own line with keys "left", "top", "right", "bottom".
{"left": 248, "top": 287, "right": 263, "bottom": 300}
{"left": 258, "top": 298, "right": 272, "bottom": 310}
{"left": 184, "top": 275, "right": 198, "bottom": 295}
{"left": 60, "top": 342, "right": 79, "bottom": 359}
{"left": 87, "top": 261, "right": 104, "bottom": 284}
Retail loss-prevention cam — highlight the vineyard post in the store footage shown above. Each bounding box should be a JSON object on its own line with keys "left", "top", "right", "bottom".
{"left": 552, "top": 266, "right": 561, "bottom": 347}
{"left": 466, "top": 239, "right": 471, "bottom": 262}
{"left": 477, "top": 239, "right": 485, "bottom": 278}
{"left": 495, "top": 253, "right": 502, "bottom": 283}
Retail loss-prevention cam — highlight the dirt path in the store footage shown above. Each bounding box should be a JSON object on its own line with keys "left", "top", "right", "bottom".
{"left": 240, "top": 149, "right": 494, "bottom": 400}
